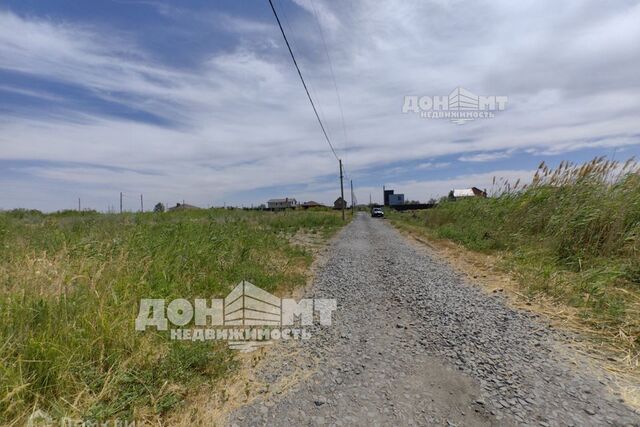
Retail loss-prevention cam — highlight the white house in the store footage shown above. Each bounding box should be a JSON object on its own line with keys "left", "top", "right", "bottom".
{"left": 452, "top": 187, "right": 487, "bottom": 198}
{"left": 267, "top": 198, "right": 297, "bottom": 209}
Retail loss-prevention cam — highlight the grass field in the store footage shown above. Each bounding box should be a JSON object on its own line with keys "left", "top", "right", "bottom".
{"left": 389, "top": 157, "right": 640, "bottom": 358}
{"left": 0, "top": 208, "right": 344, "bottom": 424}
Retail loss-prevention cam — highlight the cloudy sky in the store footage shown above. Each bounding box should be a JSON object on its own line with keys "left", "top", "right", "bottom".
{"left": 1, "top": 0, "right": 639, "bottom": 211}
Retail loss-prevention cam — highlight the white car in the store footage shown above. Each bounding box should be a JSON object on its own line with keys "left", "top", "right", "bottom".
{"left": 371, "top": 207, "right": 384, "bottom": 218}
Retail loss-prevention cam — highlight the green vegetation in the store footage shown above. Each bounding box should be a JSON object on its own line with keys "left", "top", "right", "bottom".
{"left": 389, "top": 157, "right": 640, "bottom": 353}
{"left": 0, "top": 208, "right": 344, "bottom": 424}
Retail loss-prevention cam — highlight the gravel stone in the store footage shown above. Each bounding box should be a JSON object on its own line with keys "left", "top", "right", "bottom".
{"left": 227, "top": 214, "right": 640, "bottom": 426}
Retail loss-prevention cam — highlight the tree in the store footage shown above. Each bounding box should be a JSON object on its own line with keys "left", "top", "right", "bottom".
{"left": 153, "top": 202, "right": 165, "bottom": 213}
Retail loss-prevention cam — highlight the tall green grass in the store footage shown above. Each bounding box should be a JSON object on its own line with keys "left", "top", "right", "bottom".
{"left": 0, "top": 208, "right": 343, "bottom": 424}
{"left": 390, "top": 157, "right": 640, "bottom": 350}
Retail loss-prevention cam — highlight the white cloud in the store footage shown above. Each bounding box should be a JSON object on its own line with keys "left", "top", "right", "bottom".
{"left": 416, "top": 162, "right": 451, "bottom": 169}
{"left": 459, "top": 151, "right": 511, "bottom": 162}
{"left": 0, "top": 1, "right": 639, "bottom": 211}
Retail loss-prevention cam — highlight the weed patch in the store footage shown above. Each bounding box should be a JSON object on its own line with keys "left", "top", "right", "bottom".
{"left": 389, "top": 157, "right": 640, "bottom": 356}
{"left": 0, "top": 208, "right": 343, "bottom": 424}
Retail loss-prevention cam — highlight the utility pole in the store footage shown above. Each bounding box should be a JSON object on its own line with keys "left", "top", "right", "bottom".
{"left": 339, "top": 159, "right": 345, "bottom": 221}
{"left": 350, "top": 179, "right": 354, "bottom": 215}
{"left": 140, "top": 194, "right": 144, "bottom": 212}
{"left": 369, "top": 193, "right": 372, "bottom": 206}
{"left": 120, "top": 192, "right": 123, "bottom": 214}
{"left": 78, "top": 198, "right": 81, "bottom": 212}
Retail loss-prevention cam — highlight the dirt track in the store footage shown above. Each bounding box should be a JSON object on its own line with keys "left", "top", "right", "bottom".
{"left": 228, "top": 213, "right": 639, "bottom": 426}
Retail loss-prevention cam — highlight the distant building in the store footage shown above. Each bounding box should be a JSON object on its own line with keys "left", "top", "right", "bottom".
{"left": 168, "top": 202, "right": 200, "bottom": 211}
{"left": 383, "top": 188, "right": 395, "bottom": 206}
{"left": 450, "top": 187, "right": 487, "bottom": 198}
{"left": 301, "top": 201, "right": 325, "bottom": 209}
{"left": 388, "top": 193, "right": 405, "bottom": 206}
{"left": 333, "top": 197, "right": 347, "bottom": 210}
{"left": 267, "top": 198, "right": 297, "bottom": 209}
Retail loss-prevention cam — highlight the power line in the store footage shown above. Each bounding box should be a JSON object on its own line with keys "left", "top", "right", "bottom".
{"left": 267, "top": 0, "right": 339, "bottom": 161}
{"left": 307, "top": 0, "right": 353, "bottom": 185}
{"left": 276, "top": 1, "right": 337, "bottom": 153}
{"left": 310, "top": 0, "right": 349, "bottom": 160}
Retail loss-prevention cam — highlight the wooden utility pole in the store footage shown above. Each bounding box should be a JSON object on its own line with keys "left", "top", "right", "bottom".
{"left": 120, "top": 192, "right": 123, "bottom": 214}
{"left": 140, "top": 194, "right": 144, "bottom": 212}
{"left": 78, "top": 198, "right": 81, "bottom": 212}
{"left": 339, "top": 159, "right": 345, "bottom": 221}
{"left": 350, "top": 179, "right": 354, "bottom": 215}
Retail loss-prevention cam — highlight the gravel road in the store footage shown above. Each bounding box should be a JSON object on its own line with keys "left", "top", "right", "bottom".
{"left": 228, "top": 213, "right": 639, "bottom": 426}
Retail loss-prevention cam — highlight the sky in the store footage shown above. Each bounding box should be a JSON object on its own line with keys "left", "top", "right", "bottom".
{"left": 1, "top": 0, "right": 639, "bottom": 211}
